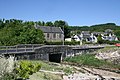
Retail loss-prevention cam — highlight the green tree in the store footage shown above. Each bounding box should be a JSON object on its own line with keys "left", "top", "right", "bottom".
{"left": 35, "top": 21, "right": 42, "bottom": 26}
{"left": 45, "top": 21, "right": 54, "bottom": 26}
{"left": 97, "top": 35, "right": 104, "bottom": 44}
{"left": 0, "top": 19, "right": 45, "bottom": 46}
{"left": 41, "top": 21, "right": 45, "bottom": 26}
{"left": 18, "top": 27, "right": 45, "bottom": 44}
{"left": 54, "top": 20, "right": 68, "bottom": 27}
{"left": 54, "top": 20, "right": 70, "bottom": 38}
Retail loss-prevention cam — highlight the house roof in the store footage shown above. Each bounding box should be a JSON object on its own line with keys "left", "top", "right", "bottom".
{"left": 105, "top": 29, "right": 113, "bottom": 33}
{"left": 92, "top": 32, "right": 104, "bottom": 35}
{"left": 83, "top": 35, "right": 91, "bottom": 38}
{"left": 81, "top": 31, "right": 90, "bottom": 34}
{"left": 35, "top": 25, "right": 63, "bottom": 33}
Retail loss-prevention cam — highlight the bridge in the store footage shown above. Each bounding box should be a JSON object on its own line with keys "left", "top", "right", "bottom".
{"left": 0, "top": 44, "right": 104, "bottom": 63}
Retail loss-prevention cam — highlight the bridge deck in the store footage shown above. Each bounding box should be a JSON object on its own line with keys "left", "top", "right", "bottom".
{"left": 0, "top": 44, "right": 105, "bottom": 55}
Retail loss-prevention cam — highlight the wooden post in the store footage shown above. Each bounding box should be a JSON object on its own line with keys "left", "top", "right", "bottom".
{"left": 16, "top": 46, "right": 18, "bottom": 52}
{"left": 25, "top": 45, "right": 26, "bottom": 52}
{"left": 6, "top": 46, "right": 8, "bottom": 54}
{"left": 32, "top": 45, "right": 34, "bottom": 50}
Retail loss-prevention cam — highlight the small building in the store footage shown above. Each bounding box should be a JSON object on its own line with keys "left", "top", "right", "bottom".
{"left": 35, "top": 25, "right": 64, "bottom": 42}
{"left": 105, "top": 29, "right": 113, "bottom": 34}
{"left": 72, "top": 35, "right": 82, "bottom": 41}
{"left": 101, "top": 33, "right": 118, "bottom": 41}
{"left": 65, "top": 38, "right": 72, "bottom": 42}
{"left": 101, "top": 29, "right": 118, "bottom": 41}
{"left": 92, "top": 32, "right": 104, "bottom": 37}
{"left": 72, "top": 31, "right": 97, "bottom": 43}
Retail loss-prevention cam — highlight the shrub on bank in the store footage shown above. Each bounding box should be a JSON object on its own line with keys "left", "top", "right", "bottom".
{"left": 15, "top": 60, "right": 41, "bottom": 79}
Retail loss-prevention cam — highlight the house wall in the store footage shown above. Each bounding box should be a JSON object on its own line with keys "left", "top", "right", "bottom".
{"left": 44, "top": 33, "right": 64, "bottom": 42}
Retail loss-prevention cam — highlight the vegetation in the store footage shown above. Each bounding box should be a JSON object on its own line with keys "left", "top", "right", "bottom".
{"left": 0, "top": 19, "right": 45, "bottom": 46}
{"left": 29, "top": 71, "right": 62, "bottom": 80}
{"left": 64, "top": 54, "right": 120, "bottom": 69}
{"left": 45, "top": 41, "right": 82, "bottom": 45}
{"left": 70, "top": 23, "right": 120, "bottom": 39}
{"left": 30, "top": 60, "right": 75, "bottom": 74}
{"left": 70, "top": 23, "right": 120, "bottom": 32}
{"left": 0, "top": 19, "right": 71, "bottom": 46}
{"left": 0, "top": 18, "right": 120, "bottom": 46}
{"left": 0, "top": 56, "right": 15, "bottom": 80}
{"left": 97, "top": 35, "right": 103, "bottom": 44}
{"left": 17, "top": 60, "right": 75, "bottom": 80}
{"left": 15, "top": 60, "right": 41, "bottom": 79}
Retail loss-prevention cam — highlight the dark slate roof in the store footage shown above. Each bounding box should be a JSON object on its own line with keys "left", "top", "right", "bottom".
{"left": 83, "top": 35, "right": 91, "bottom": 39}
{"left": 35, "top": 25, "right": 63, "bottom": 33}
{"left": 81, "top": 31, "right": 90, "bottom": 34}
{"left": 92, "top": 32, "right": 104, "bottom": 35}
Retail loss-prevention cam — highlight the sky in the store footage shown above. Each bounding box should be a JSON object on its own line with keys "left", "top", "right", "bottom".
{"left": 0, "top": 0, "right": 120, "bottom": 26}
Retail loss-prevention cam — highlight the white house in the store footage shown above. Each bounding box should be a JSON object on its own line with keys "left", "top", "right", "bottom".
{"left": 71, "top": 29, "right": 118, "bottom": 44}
{"left": 65, "top": 38, "right": 72, "bottom": 42}
{"left": 102, "top": 33, "right": 118, "bottom": 41}
{"left": 72, "top": 31, "right": 97, "bottom": 43}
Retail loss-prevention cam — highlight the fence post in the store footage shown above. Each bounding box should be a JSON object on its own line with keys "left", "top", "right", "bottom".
{"left": 16, "top": 46, "right": 18, "bottom": 52}
{"left": 25, "top": 45, "right": 26, "bottom": 52}
{"left": 6, "top": 46, "right": 8, "bottom": 53}
{"left": 32, "top": 45, "right": 34, "bottom": 51}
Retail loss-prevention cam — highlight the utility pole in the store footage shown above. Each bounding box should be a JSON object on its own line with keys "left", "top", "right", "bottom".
{"left": 63, "top": 26, "right": 64, "bottom": 45}
{"left": 80, "top": 34, "right": 83, "bottom": 45}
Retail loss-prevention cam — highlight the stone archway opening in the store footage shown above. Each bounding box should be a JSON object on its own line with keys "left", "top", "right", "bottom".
{"left": 49, "top": 53, "right": 62, "bottom": 63}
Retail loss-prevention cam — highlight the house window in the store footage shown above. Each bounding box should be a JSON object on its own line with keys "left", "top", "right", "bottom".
{"left": 47, "top": 33, "right": 49, "bottom": 38}
{"left": 53, "top": 33, "right": 56, "bottom": 38}
{"left": 59, "top": 34, "right": 61, "bottom": 38}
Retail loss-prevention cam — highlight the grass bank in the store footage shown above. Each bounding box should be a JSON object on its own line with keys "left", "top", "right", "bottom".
{"left": 64, "top": 54, "right": 120, "bottom": 70}
{"left": 16, "top": 60, "right": 75, "bottom": 80}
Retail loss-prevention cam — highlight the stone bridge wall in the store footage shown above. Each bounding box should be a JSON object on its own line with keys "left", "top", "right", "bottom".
{"left": 3, "top": 45, "right": 103, "bottom": 62}
{"left": 11, "top": 45, "right": 73, "bottom": 62}
{"left": 34, "top": 45, "right": 73, "bottom": 61}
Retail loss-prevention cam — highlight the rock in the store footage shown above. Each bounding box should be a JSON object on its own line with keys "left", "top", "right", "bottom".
{"left": 95, "top": 49, "right": 120, "bottom": 64}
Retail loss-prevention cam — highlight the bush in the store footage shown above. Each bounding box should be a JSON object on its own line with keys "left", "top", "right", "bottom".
{"left": 15, "top": 60, "right": 41, "bottom": 79}
{"left": 45, "top": 41, "right": 81, "bottom": 45}
{"left": 0, "top": 73, "right": 15, "bottom": 80}
{"left": 0, "top": 56, "right": 15, "bottom": 80}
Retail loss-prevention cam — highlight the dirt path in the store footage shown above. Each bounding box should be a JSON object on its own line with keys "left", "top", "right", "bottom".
{"left": 29, "top": 62, "right": 120, "bottom": 80}
{"left": 63, "top": 66, "right": 120, "bottom": 80}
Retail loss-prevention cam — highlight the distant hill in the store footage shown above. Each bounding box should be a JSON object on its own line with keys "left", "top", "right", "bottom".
{"left": 69, "top": 23, "right": 120, "bottom": 38}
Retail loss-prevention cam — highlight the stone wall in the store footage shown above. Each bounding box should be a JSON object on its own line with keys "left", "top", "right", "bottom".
{"left": 35, "top": 45, "right": 73, "bottom": 60}
{"left": 95, "top": 49, "right": 120, "bottom": 64}
{"left": 3, "top": 45, "right": 103, "bottom": 62}
{"left": 44, "top": 33, "right": 64, "bottom": 42}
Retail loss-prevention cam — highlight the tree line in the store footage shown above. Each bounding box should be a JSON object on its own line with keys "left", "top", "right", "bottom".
{"left": 0, "top": 19, "right": 45, "bottom": 46}
{"left": 0, "top": 19, "right": 70, "bottom": 46}
{"left": 70, "top": 23, "right": 120, "bottom": 39}
{"left": 0, "top": 18, "right": 120, "bottom": 46}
